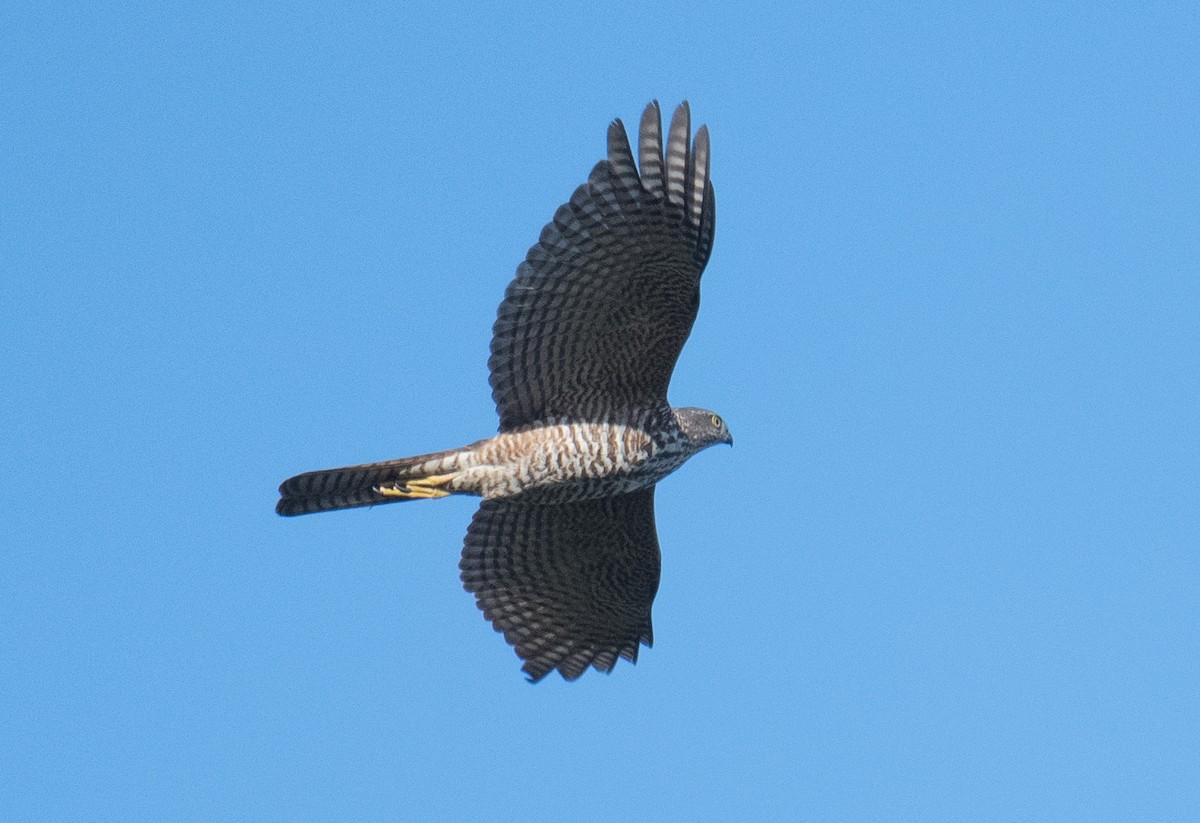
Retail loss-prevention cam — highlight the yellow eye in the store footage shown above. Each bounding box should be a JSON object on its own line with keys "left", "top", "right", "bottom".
{"left": 710, "top": 414, "right": 723, "bottom": 429}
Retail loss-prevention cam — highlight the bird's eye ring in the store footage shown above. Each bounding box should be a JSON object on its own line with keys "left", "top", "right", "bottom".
{"left": 710, "top": 414, "right": 723, "bottom": 428}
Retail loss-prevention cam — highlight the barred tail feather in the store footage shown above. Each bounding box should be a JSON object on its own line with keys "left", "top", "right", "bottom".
{"left": 276, "top": 448, "right": 468, "bottom": 516}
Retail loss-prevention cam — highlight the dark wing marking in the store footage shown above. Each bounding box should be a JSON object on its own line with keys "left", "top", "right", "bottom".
{"left": 459, "top": 489, "right": 661, "bottom": 682}
{"left": 488, "top": 101, "right": 716, "bottom": 430}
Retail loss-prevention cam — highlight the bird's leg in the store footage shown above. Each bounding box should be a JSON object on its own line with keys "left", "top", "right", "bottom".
{"left": 374, "top": 473, "right": 456, "bottom": 500}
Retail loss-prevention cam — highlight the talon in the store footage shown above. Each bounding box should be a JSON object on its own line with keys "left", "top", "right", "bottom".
{"left": 375, "top": 473, "right": 455, "bottom": 500}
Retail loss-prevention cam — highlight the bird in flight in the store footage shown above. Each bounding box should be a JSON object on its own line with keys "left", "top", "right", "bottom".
{"left": 277, "top": 101, "right": 730, "bottom": 681}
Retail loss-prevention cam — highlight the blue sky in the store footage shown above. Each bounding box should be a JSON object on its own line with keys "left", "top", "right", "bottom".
{"left": 3, "top": 2, "right": 1198, "bottom": 820}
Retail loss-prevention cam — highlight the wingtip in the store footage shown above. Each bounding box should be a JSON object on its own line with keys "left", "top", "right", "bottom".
{"left": 606, "top": 116, "right": 636, "bottom": 174}
{"left": 664, "top": 101, "right": 692, "bottom": 206}
{"left": 637, "top": 101, "right": 665, "bottom": 195}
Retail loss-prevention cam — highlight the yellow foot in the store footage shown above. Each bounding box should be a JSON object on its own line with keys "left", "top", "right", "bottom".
{"left": 374, "top": 473, "right": 456, "bottom": 500}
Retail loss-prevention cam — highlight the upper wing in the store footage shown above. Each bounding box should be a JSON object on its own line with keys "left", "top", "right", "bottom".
{"left": 488, "top": 101, "right": 716, "bottom": 431}
{"left": 459, "top": 489, "right": 661, "bottom": 682}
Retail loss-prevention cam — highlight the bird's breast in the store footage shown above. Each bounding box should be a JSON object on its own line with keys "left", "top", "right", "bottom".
{"left": 465, "top": 417, "right": 685, "bottom": 501}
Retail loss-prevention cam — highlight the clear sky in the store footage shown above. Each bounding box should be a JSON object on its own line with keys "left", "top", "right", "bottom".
{"left": 3, "top": 2, "right": 1197, "bottom": 820}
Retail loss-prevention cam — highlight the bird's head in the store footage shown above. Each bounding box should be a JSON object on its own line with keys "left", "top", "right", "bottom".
{"left": 673, "top": 407, "right": 734, "bottom": 449}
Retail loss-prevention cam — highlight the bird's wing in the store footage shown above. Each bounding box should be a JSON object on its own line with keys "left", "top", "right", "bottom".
{"left": 459, "top": 489, "right": 660, "bottom": 682}
{"left": 489, "top": 101, "right": 716, "bottom": 431}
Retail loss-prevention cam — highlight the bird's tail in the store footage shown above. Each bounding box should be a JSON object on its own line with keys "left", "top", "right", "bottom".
{"left": 276, "top": 447, "right": 473, "bottom": 516}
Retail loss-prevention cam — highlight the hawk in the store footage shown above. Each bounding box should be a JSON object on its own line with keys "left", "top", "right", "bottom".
{"left": 277, "top": 101, "right": 730, "bottom": 681}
